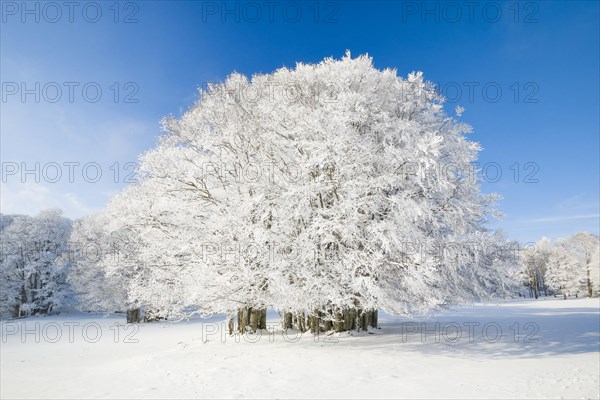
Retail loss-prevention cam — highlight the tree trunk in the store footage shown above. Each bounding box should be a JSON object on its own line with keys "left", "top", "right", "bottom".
{"left": 228, "top": 313, "right": 234, "bottom": 335}
{"left": 322, "top": 314, "right": 332, "bottom": 332}
{"left": 333, "top": 310, "right": 344, "bottom": 332}
{"left": 343, "top": 309, "right": 350, "bottom": 331}
{"left": 283, "top": 312, "right": 293, "bottom": 330}
{"left": 236, "top": 307, "right": 266, "bottom": 334}
{"left": 310, "top": 311, "right": 320, "bottom": 334}
{"left": 11, "top": 304, "right": 20, "bottom": 319}
{"left": 259, "top": 308, "right": 267, "bottom": 329}
{"left": 344, "top": 308, "right": 357, "bottom": 331}
{"left": 359, "top": 309, "right": 368, "bottom": 331}
{"left": 249, "top": 308, "right": 260, "bottom": 333}
{"left": 370, "top": 309, "right": 378, "bottom": 328}
{"left": 237, "top": 307, "right": 249, "bottom": 334}
{"left": 587, "top": 268, "right": 593, "bottom": 298}
{"left": 126, "top": 308, "right": 141, "bottom": 323}
{"left": 296, "top": 311, "right": 306, "bottom": 333}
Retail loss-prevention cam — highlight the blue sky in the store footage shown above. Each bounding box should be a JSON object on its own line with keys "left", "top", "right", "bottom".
{"left": 1, "top": 0, "right": 598, "bottom": 243}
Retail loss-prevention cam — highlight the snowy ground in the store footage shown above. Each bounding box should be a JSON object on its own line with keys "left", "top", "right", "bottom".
{"left": 1, "top": 298, "right": 599, "bottom": 399}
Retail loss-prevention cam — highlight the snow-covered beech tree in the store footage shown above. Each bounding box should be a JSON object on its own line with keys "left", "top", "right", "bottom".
{"left": 102, "top": 52, "right": 512, "bottom": 330}
{"left": 544, "top": 241, "right": 578, "bottom": 297}
{"left": 97, "top": 116, "right": 277, "bottom": 326}
{"left": 0, "top": 210, "right": 72, "bottom": 318}
{"left": 544, "top": 233, "right": 600, "bottom": 298}
{"left": 568, "top": 232, "right": 600, "bottom": 297}
{"left": 518, "top": 232, "right": 599, "bottom": 299}
{"left": 520, "top": 237, "right": 552, "bottom": 298}
{"left": 67, "top": 214, "right": 128, "bottom": 313}
{"left": 99, "top": 181, "right": 211, "bottom": 323}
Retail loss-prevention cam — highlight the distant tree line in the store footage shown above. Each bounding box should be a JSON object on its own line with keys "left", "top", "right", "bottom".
{"left": 518, "top": 233, "right": 600, "bottom": 299}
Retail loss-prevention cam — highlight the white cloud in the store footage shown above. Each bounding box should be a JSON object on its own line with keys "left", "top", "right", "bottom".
{"left": 555, "top": 194, "right": 600, "bottom": 212}
{"left": 514, "top": 214, "right": 600, "bottom": 224}
{"left": 1, "top": 182, "right": 99, "bottom": 218}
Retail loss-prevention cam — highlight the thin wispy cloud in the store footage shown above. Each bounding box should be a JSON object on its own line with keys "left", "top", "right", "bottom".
{"left": 515, "top": 214, "right": 600, "bottom": 224}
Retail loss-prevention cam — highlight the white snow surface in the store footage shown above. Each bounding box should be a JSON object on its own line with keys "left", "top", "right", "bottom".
{"left": 1, "top": 298, "right": 599, "bottom": 399}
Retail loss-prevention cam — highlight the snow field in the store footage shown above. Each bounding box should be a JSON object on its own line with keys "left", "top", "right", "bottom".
{"left": 1, "top": 298, "right": 598, "bottom": 399}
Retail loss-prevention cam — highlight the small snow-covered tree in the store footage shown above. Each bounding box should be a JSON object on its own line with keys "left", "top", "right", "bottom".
{"left": 569, "top": 232, "right": 600, "bottom": 297}
{"left": 0, "top": 210, "right": 72, "bottom": 318}
{"left": 545, "top": 241, "right": 578, "bottom": 297}
{"left": 544, "top": 232, "right": 599, "bottom": 297}
{"left": 67, "top": 214, "right": 127, "bottom": 312}
{"left": 106, "top": 181, "right": 205, "bottom": 322}
{"left": 521, "top": 232, "right": 599, "bottom": 299}
{"left": 521, "top": 237, "right": 551, "bottom": 298}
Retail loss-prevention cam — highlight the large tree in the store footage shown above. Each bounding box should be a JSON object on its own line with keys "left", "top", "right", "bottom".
{"left": 97, "top": 53, "right": 512, "bottom": 330}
